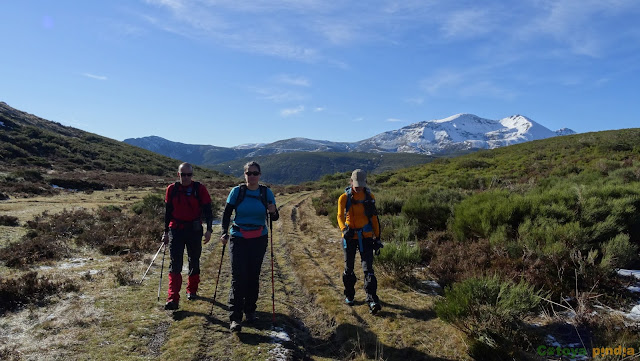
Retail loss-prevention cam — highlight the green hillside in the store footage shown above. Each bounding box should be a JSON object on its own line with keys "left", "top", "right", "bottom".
{"left": 0, "top": 102, "right": 236, "bottom": 197}
{"left": 209, "top": 151, "right": 434, "bottom": 184}
{"left": 313, "top": 128, "right": 640, "bottom": 356}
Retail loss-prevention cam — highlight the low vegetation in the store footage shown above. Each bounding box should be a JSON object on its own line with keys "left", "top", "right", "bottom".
{"left": 312, "top": 128, "right": 640, "bottom": 355}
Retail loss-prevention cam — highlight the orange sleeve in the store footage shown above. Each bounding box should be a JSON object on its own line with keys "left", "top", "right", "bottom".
{"left": 337, "top": 193, "right": 348, "bottom": 233}
{"left": 370, "top": 193, "right": 380, "bottom": 238}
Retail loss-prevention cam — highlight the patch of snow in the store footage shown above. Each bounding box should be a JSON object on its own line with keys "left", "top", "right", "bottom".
{"left": 618, "top": 269, "right": 640, "bottom": 279}
{"left": 544, "top": 335, "right": 589, "bottom": 361}
{"left": 616, "top": 269, "right": 640, "bottom": 323}
{"left": 268, "top": 327, "right": 292, "bottom": 361}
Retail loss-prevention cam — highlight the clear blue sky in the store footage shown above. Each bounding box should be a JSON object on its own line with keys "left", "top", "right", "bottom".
{"left": 2, "top": 1, "right": 639, "bottom": 147}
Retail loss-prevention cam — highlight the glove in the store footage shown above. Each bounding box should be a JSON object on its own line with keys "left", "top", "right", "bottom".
{"left": 372, "top": 238, "right": 384, "bottom": 255}
{"left": 342, "top": 227, "right": 355, "bottom": 240}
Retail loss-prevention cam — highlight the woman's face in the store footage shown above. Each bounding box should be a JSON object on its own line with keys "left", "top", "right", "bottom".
{"left": 244, "top": 165, "right": 261, "bottom": 186}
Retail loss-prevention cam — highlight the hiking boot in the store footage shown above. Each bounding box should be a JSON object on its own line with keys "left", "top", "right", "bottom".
{"left": 164, "top": 301, "right": 179, "bottom": 310}
{"left": 369, "top": 302, "right": 381, "bottom": 315}
{"left": 245, "top": 313, "right": 257, "bottom": 323}
{"left": 230, "top": 321, "right": 242, "bottom": 332}
{"left": 345, "top": 297, "right": 355, "bottom": 306}
{"left": 187, "top": 292, "right": 198, "bottom": 301}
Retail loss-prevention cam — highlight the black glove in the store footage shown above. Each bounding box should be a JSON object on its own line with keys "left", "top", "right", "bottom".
{"left": 342, "top": 227, "right": 355, "bottom": 240}
{"left": 372, "top": 238, "right": 384, "bottom": 255}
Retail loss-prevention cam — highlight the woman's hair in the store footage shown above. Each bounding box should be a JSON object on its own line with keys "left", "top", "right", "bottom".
{"left": 243, "top": 161, "right": 261, "bottom": 173}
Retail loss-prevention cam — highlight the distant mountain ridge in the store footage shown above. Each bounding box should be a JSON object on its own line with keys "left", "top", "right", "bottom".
{"left": 125, "top": 113, "right": 575, "bottom": 162}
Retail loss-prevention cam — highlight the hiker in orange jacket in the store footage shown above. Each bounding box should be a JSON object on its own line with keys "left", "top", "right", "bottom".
{"left": 337, "top": 169, "right": 383, "bottom": 314}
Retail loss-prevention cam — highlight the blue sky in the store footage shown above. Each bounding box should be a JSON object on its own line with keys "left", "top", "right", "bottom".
{"left": 1, "top": 0, "right": 639, "bottom": 147}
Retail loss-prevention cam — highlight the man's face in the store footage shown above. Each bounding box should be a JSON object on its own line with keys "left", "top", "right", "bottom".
{"left": 178, "top": 166, "right": 193, "bottom": 185}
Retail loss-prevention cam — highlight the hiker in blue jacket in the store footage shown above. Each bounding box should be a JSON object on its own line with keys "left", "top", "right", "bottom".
{"left": 220, "top": 161, "right": 279, "bottom": 332}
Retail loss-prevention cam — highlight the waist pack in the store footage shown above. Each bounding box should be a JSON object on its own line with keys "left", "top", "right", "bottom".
{"left": 232, "top": 224, "right": 264, "bottom": 239}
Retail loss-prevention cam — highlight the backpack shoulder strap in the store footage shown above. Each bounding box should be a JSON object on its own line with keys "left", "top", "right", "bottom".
{"left": 169, "top": 182, "right": 180, "bottom": 203}
{"left": 344, "top": 186, "right": 353, "bottom": 213}
{"left": 234, "top": 184, "right": 247, "bottom": 209}
{"left": 193, "top": 181, "right": 201, "bottom": 205}
{"left": 259, "top": 184, "right": 269, "bottom": 208}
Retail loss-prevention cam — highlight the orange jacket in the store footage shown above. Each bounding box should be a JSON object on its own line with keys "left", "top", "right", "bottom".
{"left": 337, "top": 187, "right": 380, "bottom": 239}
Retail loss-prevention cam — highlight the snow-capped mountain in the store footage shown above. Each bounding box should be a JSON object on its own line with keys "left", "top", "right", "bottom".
{"left": 124, "top": 113, "right": 575, "bottom": 162}
{"left": 355, "top": 113, "right": 572, "bottom": 154}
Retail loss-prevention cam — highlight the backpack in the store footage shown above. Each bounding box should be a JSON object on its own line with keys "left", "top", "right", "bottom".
{"left": 168, "top": 181, "right": 203, "bottom": 220}
{"left": 234, "top": 184, "right": 268, "bottom": 210}
{"left": 344, "top": 186, "right": 378, "bottom": 225}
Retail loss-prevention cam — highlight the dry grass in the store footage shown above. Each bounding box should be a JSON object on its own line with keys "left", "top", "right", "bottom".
{"left": 0, "top": 187, "right": 475, "bottom": 360}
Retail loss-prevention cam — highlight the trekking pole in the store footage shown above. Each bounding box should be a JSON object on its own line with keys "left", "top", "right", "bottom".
{"left": 157, "top": 243, "right": 167, "bottom": 302}
{"left": 139, "top": 242, "right": 164, "bottom": 284}
{"left": 209, "top": 243, "right": 226, "bottom": 315}
{"left": 269, "top": 207, "right": 275, "bottom": 324}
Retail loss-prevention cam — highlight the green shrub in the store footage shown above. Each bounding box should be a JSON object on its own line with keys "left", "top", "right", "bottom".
{"left": 376, "top": 241, "right": 421, "bottom": 279}
{"left": 600, "top": 234, "right": 638, "bottom": 271}
{"left": 131, "top": 193, "right": 164, "bottom": 218}
{"left": 401, "top": 187, "right": 463, "bottom": 233}
{"left": 434, "top": 276, "right": 543, "bottom": 346}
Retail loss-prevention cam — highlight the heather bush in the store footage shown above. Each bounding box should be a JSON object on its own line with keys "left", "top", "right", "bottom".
{"left": 0, "top": 271, "right": 79, "bottom": 314}
{"left": 0, "top": 235, "right": 70, "bottom": 268}
{"left": 109, "top": 262, "right": 137, "bottom": 286}
{"left": 0, "top": 215, "right": 19, "bottom": 226}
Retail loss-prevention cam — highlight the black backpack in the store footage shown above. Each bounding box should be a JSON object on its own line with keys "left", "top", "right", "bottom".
{"left": 234, "top": 184, "right": 268, "bottom": 210}
{"left": 168, "top": 181, "right": 203, "bottom": 220}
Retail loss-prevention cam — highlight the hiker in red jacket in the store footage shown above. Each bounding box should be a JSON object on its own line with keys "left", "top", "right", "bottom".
{"left": 162, "top": 163, "right": 213, "bottom": 310}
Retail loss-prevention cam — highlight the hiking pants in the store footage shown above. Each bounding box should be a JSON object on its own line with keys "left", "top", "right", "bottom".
{"left": 228, "top": 234, "right": 268, "bottom": 322}
{"left": 167, "top": 225, "right": 203, "bottom": 302}
{"left": 343, "top": 237, "right": 379, "bottom": 303}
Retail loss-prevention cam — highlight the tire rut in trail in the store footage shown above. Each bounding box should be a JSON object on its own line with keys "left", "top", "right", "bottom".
{"left": 147, "top": 321, "right": 170, "bottom": 358}
{"left": 273, "top": 194, "right": 346, "bottom": 359}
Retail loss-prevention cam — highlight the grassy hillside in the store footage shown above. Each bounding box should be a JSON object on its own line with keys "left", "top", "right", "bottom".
{"left": 209, "top": 151, "right": 434, "bottom": 184}
{"left": 0, "top": 102, "right": 236, "bottom": 197}
{"left": 313, "top": 128, "right": 640, "bottom": 357}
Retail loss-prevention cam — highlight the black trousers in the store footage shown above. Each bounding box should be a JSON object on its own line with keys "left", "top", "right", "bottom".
{"left": 228, "top": 234, "right": 268, "bottom": 322}
{"left": 168, "top": 225, "right": 203, "bottom": 275}
{"left": 343, "top": 237, "right": 379, "bottom": 303}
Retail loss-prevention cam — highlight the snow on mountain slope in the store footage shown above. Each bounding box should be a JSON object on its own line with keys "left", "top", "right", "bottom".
{"left": 356, "top": 113, "right": 569, "bottom": 154}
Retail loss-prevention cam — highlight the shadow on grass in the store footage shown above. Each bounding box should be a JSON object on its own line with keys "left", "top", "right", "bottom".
{"left": 192, "top": 308, "right": 455, "bottom": 361}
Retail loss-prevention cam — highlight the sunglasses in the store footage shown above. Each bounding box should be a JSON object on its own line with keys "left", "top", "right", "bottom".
{"left": 180, "top": 173, "right": 193, "bottom": 177}
{"left": 245, "top": 171, "right": 260, "bottom": 176}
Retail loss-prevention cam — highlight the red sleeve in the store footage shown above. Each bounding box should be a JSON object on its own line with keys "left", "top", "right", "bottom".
{"left": 199, "top": 183, "right": 212, "bottom": 204}
{"left": 165, "top": 184, "right": 173, "bottom": 203}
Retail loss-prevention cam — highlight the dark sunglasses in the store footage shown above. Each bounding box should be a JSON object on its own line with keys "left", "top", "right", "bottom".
{"left": 245, "top": 171, "right": 260, "bottom": 176}
{"left": 180, "top": 173, "right": 193, "bottom": 177}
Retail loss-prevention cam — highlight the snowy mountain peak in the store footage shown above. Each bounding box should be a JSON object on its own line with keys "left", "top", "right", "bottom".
{"left": 356, "top": 114, "right": 571, "bottom": 155}
{"left": 125, "top": 113, "right": 575, "bottom": 159}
